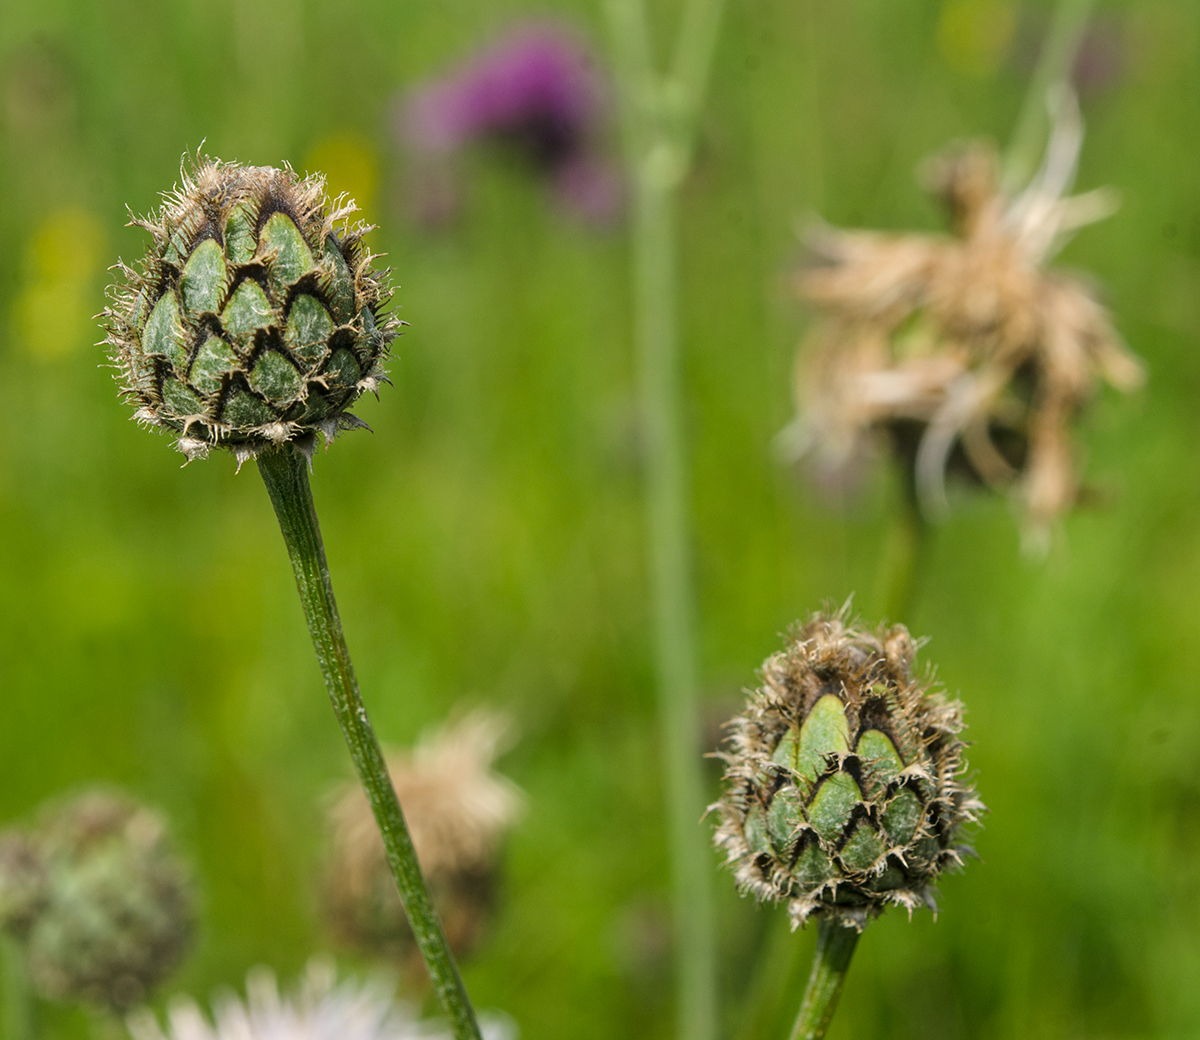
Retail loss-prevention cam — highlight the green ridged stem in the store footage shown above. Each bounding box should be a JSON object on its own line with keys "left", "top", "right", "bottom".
{"left": 1, "top": 933, "right": 34, "bottom": 1040}
{"left": 788, "top": 919, "right": 860, "bottom": 1040}
{"left": 605, "top": 0, "right": 725, "bottom": 1038}
{"left": 256, "top": 445, "right": 480, "bottom": 1040}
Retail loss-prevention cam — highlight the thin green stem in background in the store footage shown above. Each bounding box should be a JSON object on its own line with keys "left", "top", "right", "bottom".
{"left": 788, "top": 919, "right": 860, "bottom": 1040}
{"left": 670, "top": 0, "right": 725, "bottom": 160}
{"left": 256, "top": 445, "right": 480, "bottom": 1040}
{"left": 875, "top": 481, "right": 930, "bottom": 626}
{"left": 604, "top": 1, "right": 725, "bottom": 1039}
{"left": 1, "top": 933, "right": 34, "bottom": 1040}
{"left": 633, "top": 162, "right": 718, "bottom": 1040}
{"left": 1003, "top": 0, "right": 1096, "bottom": 189}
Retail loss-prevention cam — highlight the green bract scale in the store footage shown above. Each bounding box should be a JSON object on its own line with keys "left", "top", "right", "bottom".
{"left": 104, "top": 158, "right": 399, "bottom": 462}
{"left": 712, "top": 612, "right": 983, "bottom": 930}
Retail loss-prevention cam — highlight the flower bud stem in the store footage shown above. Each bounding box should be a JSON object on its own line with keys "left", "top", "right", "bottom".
{"left": 788, "top": 919, "right": 860, "bottom": 1040}
{"left": 257, "top": 445, "right": 481, "bottom": 1040}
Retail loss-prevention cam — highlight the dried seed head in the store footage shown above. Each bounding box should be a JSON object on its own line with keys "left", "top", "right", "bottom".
{"left": 712, "top": 611, "right": 983, "bottom": 931}
{"left": 323, "top": 709, "right": 522, "bottom": 964}
{"left": 781, "top": 87, "right": 1142, "bottom": 546}
{"left": 1, "top": 790, "right": 196, "bottom": 1011}
{"left": 103, "top": 156, "right": 400, "bottom": 464}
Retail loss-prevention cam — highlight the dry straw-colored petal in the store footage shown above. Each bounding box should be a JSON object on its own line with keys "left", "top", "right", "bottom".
{"left": 785, "top": 88, "right": 1142, "bottom": 543}
{"left": 323, "top": 708, "right": 523, "bottom": 962}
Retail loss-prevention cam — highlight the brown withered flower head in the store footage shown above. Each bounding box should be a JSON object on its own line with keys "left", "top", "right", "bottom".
{"left": 104, "top": 156, "right": 399, "bottom": 465}
{"left": 712, "top": 609, "right": 983, "bottom": 931}
{"left": 323, "top": 708, "right": 522, "bottom": 969}
{"left": 780, "top": 88, "right": 1142, "bottom": 546}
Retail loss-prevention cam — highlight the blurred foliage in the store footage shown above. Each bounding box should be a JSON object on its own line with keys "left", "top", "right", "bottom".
{"left": 0, "top": 0, "right": 1197, "bottom": 1038}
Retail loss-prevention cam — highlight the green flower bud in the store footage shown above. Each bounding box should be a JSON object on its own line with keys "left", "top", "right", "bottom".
{"left": 712, "top": 611, "right": 983, "bottom": 930}
{"left": 104, "top": 157, "right": 399, "bottom": 463}
{"left": 12, "top": 790, "right": 196, "bottom": 1011}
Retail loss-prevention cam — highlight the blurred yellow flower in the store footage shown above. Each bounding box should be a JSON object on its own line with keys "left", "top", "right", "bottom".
{"left": 937, "top": 0, "right": 1016, "bottom": 77}
{"left": 13, "top": 208, "right": 105, "bottom": 359}
{"left": 304, "top": 133, "right": 379, "bottom": 221}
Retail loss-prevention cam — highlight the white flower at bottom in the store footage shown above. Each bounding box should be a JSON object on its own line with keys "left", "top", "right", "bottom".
{"left": 783, "top": 85, "right": 1143, "bottom": 547}
{"left": 127, "top": 958, "right": 516, "bottom": 1040}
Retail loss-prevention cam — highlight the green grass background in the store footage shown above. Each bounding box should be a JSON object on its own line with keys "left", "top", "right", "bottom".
{"left": 1, "top": 0, "right": 1198, "bottom": 1037}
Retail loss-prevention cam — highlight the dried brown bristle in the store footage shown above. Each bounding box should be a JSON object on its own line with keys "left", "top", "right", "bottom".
{"left": 782, "top": 89, "right": 1142, "bottom": 546}
{"left": 323, "top": 709, "right": 523, "bottom": 965}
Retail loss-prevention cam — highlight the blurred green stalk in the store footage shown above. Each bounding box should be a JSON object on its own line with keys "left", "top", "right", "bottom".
{"left": 1003, "top": 0, "right": 1096, "bottom": 189}
{"left": 876, "top": 481, "right": 930, "bottom": 625}
{"left": 257, "top": 445, "right": 481, "bottom": 1040}
{"left": 1, "top": 933, "right": 34, "bottom": 1040}
{"left": 604, "top": 1, "right": 723, "bottom": 1038}
{"left": 733, "top": 911, "right": 805, "bottom": 1040}
{"left": 788, "top": 919, "right": 859, "bottom": 1040}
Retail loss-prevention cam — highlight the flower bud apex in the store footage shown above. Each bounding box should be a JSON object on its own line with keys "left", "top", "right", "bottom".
{"left": 712, "top": 611, "right": 983, "bottom": 930}
{"left": 104, "top": 157, "right": 399, "bottom": 463}
{"left": 9, "top": 790, "right": 196, "bottom": 1011}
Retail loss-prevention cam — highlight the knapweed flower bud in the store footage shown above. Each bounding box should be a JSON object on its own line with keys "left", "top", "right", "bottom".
{"left": 104, "top": 158, "right": 399, "bottom": 463}
{"left": 712, "top": 612, "right": 983, "bottom": 930}
{"left": 14, "top": 790, "right": 195, "bottom": 1011}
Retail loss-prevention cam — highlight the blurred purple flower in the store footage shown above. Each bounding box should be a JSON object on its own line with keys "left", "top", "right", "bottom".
{"left": 398, "top": 22, "right": 622, "bottom": 225}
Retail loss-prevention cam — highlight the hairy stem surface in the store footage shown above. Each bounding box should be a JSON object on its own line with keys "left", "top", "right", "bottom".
{"left": 789, "top": 919, "right": 860, "bottom": 1040}
{"left": 257, "top": 445, "right": 480, "bottom": 1040}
